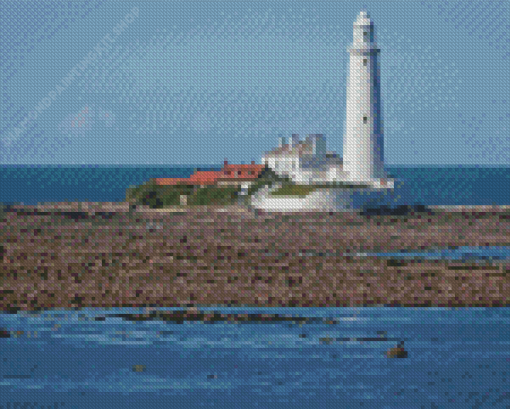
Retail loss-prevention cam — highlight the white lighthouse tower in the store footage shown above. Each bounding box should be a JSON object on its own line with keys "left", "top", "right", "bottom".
{"left": 343, "top": 11, "right": 386, "bottom": 182}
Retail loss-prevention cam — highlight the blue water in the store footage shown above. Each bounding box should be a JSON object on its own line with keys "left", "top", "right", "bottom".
{"left": 366, "top": 246, "right": 510, "bottom": 262}
{"left": 0, "top": 307, "right": 509, "bottom": 409}
{"left": 0, "top": 165, "right": 509, "bottom": 206}
{"left": 297, "top": 246, "right": 510, "bottom": 262}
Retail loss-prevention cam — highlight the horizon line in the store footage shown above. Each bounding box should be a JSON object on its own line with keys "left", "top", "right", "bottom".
{"left": 0, "top": 163, "right": 508, "bottom": 167}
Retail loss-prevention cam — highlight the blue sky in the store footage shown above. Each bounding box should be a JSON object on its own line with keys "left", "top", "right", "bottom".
{"left": 1, "top": 0, "right": 509, "bottom": 165}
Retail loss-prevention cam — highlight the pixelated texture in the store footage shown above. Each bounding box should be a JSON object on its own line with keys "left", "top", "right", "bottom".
{"left": 1, "top": 0, "right": 509, "bottom": 165}
{"left": 1, "top": 1, "right": 510, "bottom": 408}
{"left": 0, "top": 206, "right": 509, "bottom": 408}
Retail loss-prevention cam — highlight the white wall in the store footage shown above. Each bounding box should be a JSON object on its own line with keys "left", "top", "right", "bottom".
{"left": 263, "top": 154, "right": 298, "bottom": 179}
{"left": 252, "top": 186, "right": 398, "bottom": 212}
{"left": 326, "top": 165, "right": 349, "bottom": 182}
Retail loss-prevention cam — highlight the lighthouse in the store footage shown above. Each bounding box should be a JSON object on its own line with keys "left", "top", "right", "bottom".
{"left": 254, "top": 10, "right": 400, "bottom": 211}
{"left": 343, "top": 11, "right": 386, "bottom": 182}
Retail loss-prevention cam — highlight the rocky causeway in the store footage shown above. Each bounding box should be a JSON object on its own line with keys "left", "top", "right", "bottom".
{"left": 0, "top": 202, "right": 508, "bottom": 312}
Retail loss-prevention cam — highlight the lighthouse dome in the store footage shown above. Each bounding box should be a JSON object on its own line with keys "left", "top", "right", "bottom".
{"left": 355, "top": 11, "right": 373, "bottom": 26}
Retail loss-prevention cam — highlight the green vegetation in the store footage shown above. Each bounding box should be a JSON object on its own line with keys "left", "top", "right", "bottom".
{"left": 125, "top": 180, "right": 195, "bottom": 208}
{"left": 240, "top": 169, "right": 293, "bottom": 203}
{"left": 267, "top": 179, "right": 373, "bottom": 198}
{"left": 125, "top": 167, "right": 297, "bottom": 208}
{"left": 245, "top": 179, "right": 271, "bottom": 197}
{"left": 125, "top": 179, "right": 242, "bottom": 208}
{"left": 187, "top": 186, "right": 241, "bottom": 206}
{"left": 270, "top": 184, "right": 317, "bottom": 197}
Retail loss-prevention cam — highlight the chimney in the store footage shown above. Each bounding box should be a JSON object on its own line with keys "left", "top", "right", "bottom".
{"left": 224, "top": 159, "right": 228, "bottom": 166}
{"left": 310, "top": 134, "right": 326, "bottom": 156}
{"left": 251, "top": 160, "right": 255, "bottom": 164}
{"left": 278, "top": 136, "right": 286, "bottom": 147}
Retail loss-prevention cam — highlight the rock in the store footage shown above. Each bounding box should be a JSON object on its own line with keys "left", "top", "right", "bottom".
{"left": 132, "top": 365, "right": 146, "bottom": 372}
{"left": 387, "top": 341, "right": 408, "bottom": 358}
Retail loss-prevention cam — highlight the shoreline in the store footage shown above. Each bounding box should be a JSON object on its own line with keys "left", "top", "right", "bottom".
{"left": 2, "top": 201, "right": 510, "bottom": 211}
{"left": 0, "top": 202, "right": 508, "bottom": 312}
{"left": 2, "top": 296, "right": 509, "bottom": 314}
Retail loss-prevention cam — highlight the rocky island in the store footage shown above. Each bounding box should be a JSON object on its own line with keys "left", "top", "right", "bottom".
{"left": 0, "top": 202, "right": 508, "bottom": 312}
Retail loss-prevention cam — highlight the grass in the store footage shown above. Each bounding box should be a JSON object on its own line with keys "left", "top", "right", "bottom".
{"left": 270, "top": 184, "right": 317, "bottom": 197}
{"left": 125, "top": 180, "right": 242, "bottom": 208}
{"left": 187, "top": 186, "right": 240, "bottom": 206}
{"left": 125, "top": 180, "right": 192, "bottom": 207}
{"left": 268, "top": 181, "right": 373, "bottom": 197}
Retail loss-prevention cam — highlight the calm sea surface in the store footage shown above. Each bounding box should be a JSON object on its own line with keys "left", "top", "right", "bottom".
{"left": 0, "top": 307, "right": 509, "bottom": 409}
{"left": 0, "top": 165, "right": 509, "bottom": 206}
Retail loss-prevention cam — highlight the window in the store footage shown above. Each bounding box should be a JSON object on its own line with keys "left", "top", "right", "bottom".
{"left": 363, "top": 116, "right": 368, "bottom": 124}
{"left": 363, "top": 31, "right": 368, "bottom": 42}
{"left": 363, "top": 59, "right": 367, "bottom": 66}
{"left": 238, "top": 171, "right": 242, "bottom": 176}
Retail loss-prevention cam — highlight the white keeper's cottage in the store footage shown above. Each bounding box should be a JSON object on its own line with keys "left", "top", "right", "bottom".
{"left": 262, "top": 134, "right": 348, "bottom": 185}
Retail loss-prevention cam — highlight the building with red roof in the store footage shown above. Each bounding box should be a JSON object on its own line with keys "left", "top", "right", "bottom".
{"left": 154, "top": 160, "right": 267, "bottom": 188}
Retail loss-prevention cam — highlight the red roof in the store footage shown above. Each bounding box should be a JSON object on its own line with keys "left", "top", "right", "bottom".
{"left": 154, "top": 164, "right": 266, "bottom": 186}
{"left": 154, "top": 178, "right": 193, "bottom": 186}
{"left": 190, "top": 171, "right": 224, "bottom": 180}
{"left": 220, "top": 164, "right": 265, "bottom": 180}
{"left": 155, "top": 171, "right": 223, "bottom": 186}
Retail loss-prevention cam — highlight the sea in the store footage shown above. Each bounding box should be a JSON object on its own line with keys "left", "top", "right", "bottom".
{"left": 1, "top": 307, "right": 509, "bottom": 409}
{"left": 0, "top": 165, "right": 509, "bottom": 206}
{"left": 0, "top": 166, "right": 509, "bottom": 408}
